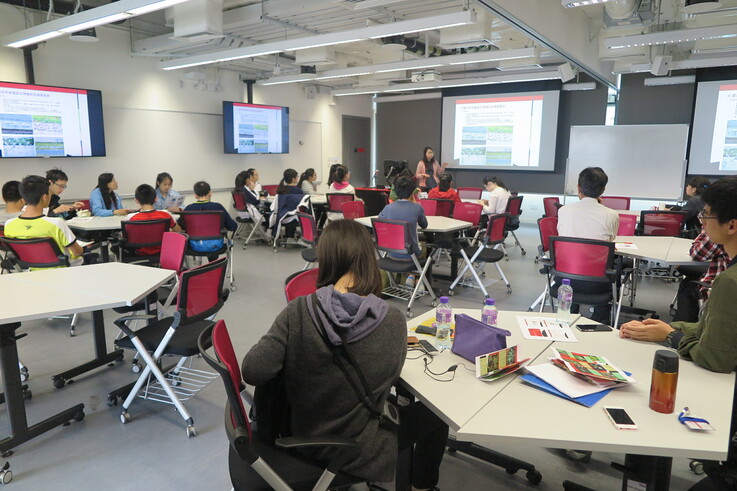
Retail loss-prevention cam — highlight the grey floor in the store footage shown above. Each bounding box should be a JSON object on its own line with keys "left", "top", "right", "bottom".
{"left": 0, "top": 223, "right": 704, "bottom": 490}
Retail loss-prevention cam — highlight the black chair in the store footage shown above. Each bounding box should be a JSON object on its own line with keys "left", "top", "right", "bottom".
{"left": 354, "top": 188, "right": 389, "bottom": 216}
{"left": 503, "top": 195, "right": 526, "bottom": 258}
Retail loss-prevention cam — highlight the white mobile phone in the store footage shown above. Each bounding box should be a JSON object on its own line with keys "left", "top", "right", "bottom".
{"left": 604, "top": 406, "right": 637, "bottom": 430}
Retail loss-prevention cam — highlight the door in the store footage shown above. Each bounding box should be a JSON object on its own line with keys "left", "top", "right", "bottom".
{"left": 342, "top": 115, "right": 371, "bottom": 188}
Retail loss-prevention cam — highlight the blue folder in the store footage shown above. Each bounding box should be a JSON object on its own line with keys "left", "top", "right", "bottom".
{"left": 519, "top": 373, "right": 621, "bottom": 408}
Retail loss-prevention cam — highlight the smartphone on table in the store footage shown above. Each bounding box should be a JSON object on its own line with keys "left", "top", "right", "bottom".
{"left": 604, "top": 406, "right": 637, "bottom": 430}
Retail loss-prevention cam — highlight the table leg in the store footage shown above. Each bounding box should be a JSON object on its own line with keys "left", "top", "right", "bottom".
{"left": 51, "top": 310, "right": 124, "bottom": 388}
{"left": 100, "top": 240, "right": 110, "bottom": 263}
{"left": 0, "top": 323, "right": 85, "bottom": 454}
{"left": 612, "top": 454, "right": 673, "bottom": 491}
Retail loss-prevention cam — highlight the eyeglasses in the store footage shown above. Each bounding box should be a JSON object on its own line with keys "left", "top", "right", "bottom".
{"left": 698, "top": 210, "right": 718, "bottom": 221}
{"left": 53, "top": 182, "right": 67, "bottom": 190}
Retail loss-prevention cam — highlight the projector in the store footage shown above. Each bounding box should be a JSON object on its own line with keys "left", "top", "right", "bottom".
{"left": 411, "top": 70, "right": 442, "bottom": 83}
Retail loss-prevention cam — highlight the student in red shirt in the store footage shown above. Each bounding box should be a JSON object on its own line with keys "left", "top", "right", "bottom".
{"left": 427, "top": 172, "right": 461, "bottom": 203}
{"left": 125, "top": 184, "right": 181, "bottom": 255}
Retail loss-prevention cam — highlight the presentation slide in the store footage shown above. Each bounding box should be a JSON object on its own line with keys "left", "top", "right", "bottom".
{"left": 441, "top": 90, "right": 560, "bottom": 171}
{"left": 223, "top": 102, "right": 289, "bottom": 154}
{"left": 0, "top": 82, "right": 105, "bottom": 158}
{"left": 690, "top": 80, "right": 737, "bottom": 176}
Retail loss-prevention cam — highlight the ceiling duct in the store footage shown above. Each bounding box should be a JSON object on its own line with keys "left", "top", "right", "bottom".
{"left": 171, "top": 0, "right": 223, "bottom": 43}
{"left": 295, "top": 47, "right": 337, "bottom": 66}
{"left": 604, "top": 0, "right": 655, "bottom": 27}
{"left": 438, "top": 9, "right": 492, "bottom": 49}
{"left": 380, "top": 36, "right": 448, "bottom": 57}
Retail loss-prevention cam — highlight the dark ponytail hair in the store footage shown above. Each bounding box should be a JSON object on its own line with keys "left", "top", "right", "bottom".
{"left": 155, "top": 172, "right": 173, "bottom": 190}
{"left": 277, "top": 169, "right": 299, "bottom": 194}
{"left": 326, "top": 163, "right": 341, "bottom": 186}
{"left": 483, "top": 176, "right": 508, "bottom": 191}
{"left": 332, "top": 165, "right": 348, "bottom": 184}
{"left": 298, "top": 168, "right": 316, "bottom": 189}
{"left": 438, "top": 172, "right": 452, "bottom": 192}
{"left": 687, "top": 176, "right": 710, "bottom": 196}
{"left": 235, "top": 170, "right": 249, "bottom": 192}
{"left": 96, "top": 173, "right": 116, "bottom": 210}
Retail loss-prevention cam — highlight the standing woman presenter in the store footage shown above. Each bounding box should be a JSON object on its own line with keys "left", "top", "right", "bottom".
{"left": 415, "top": 147, "right": 447, "bottom": 192}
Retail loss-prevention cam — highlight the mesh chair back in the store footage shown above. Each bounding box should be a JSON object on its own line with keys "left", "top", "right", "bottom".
{"left": 121, "top": 218, "right": 170, "bottom": 249}
{"left": 617, "top": 214, "right": 637, "bottom": 236}
{"left": 452, "top": 202, "right": 483, "bottom": 227}
{"left": 421, "top": 198, "right": 454, "bottom": 217}
{"left": 543, "top": 197, "right": 560, "bottom": 218}
{"left": 0, "top": 226, "right": 7, "bottom": 253}
{"left": 181, "top": 211, "right": 225, "bottom": 240}
{"left": 537, "top": 216, "right": 559, "bottom": 254}
{"left": 458, "top": 187, "right": 483, "bottom": 200}
{"left": 232, "top": 191, "right": 247, "bottom": 212}
{"left": 177, "top": 256, "right": 227, "bottom": 323}
{"left": 341, "top": 201, "right": 366, "bottom": 220}
{"left": 284, "top": 268, "right": 319, "bottom": 302}
{"left": 160, "top": 232, "right": 188, "bottom": 274}
{"left": 372, "top": 218, "right": 411, "bottom": 255}
{"left": 506, "top": 195, "right": 523, "bottom": 216}
{"left": 297, "top": 213, "right": 317, "bottom": 245}
{"left": 639, "top": 211, "right": 687, "bottom": 236}
{"left": 600, "top": 196, "right": 631, "bottom": 210}
{"left": 550, "top": 237, "right": 614, "bottom": 280}
{"left": 327, "top": 193, "right": 354, "bottom": 213}
{"left": 355, "top": 188, "right": 389, "bottom": 216}
{"left": 0, "top": 237, "right": 69, "bottom": 268}
{"left": 261, "top": 185, "right": 279, "bottom": 196}
{"left": 484, "top": 213, "right": 509, "bottom": 245}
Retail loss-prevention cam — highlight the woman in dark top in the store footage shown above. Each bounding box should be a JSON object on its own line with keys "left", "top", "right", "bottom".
{"left": 272, "top": 168, "right": 304, "bottom": 238}
{"left": 46, "top": 168, "right": 84, "bottom": 218}
{"left": 242, "top": 220, "right": 448, "bottom": 488}
{"left": 671, "top": 176, "right": 710, "bottom": 231}
{"left": 235, "top": 170, "right": 260, "bottom": 208}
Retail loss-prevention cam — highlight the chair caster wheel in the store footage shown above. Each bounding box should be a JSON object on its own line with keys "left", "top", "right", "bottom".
{"left": 0, "top": 469, "right": 12, "bottom": 484}
{"left": 74, "top": 411, "right": 85, "bottom": 422}
{"left": 69, "top": 329, "right": 76, "bottom": 337}
{"left": 230, "top": 285, "right": 237, "bottom": 292}
{"left": 690, "top": 461, "right": 704, "bottom": 475}
{"left": 448, "top": 290, "right": 454, "bottom": 296}
{"left": 526, "top": 470, "right": 542, "bottom": 484}
{"left": 521, "top": 250, "right": 526, "bottom": 256}
{"left": 186, "top": 425, "right": 197, "bottom": 438}
{"left": 120, "top": 411, "right": 131, "bottom": 424}
{"left": 169, "top": 374, "right": 182, "bottom": 387}
{"left": 53, "top": 378, "right": 66, "bottom": 389}
{"left": 507, "top": 288, "right": 512, "bottom": 294}
{"left": 131, "top": 362, "right": 142, "bottom": 374}
{"left": 406, "top": 311, "right": 414, "bottom": 318}
{"left": 23, "top": 390, "right": 32, "bottom": 400}
{"left": 19, "top": 368, "right": 28, "bottom": 382}
{"left": 430, "top": 300, "right": 437, "bottom": 308}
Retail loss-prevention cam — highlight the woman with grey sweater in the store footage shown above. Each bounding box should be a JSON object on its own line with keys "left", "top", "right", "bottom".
{"left": 242, "top": 219, "right": 448, "bottom": 490}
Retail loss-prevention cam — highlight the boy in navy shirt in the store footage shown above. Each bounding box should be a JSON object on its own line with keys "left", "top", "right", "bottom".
{"left": 179, "top": 181, "right": 237, "bottom": 254}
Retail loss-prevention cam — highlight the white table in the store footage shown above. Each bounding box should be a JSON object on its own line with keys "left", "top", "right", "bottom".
{"left": 67, "top": 216, "right": 125, "bottom": 261}
{"left": 356, "top": 215, "right": 472, "bottom": 234}
{"left": 263, "top": 194, "right": 327, "bottom": 206}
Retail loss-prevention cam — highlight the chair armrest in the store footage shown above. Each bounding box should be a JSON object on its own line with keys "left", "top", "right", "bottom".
{"left": 241, "top": 386, "right": 254, "bottom": 407}
{"left": 114, "top": 314, "right": 157, "bottom": 337}
{"left": 276, "top": 436, "right": 362, "bottom": 474}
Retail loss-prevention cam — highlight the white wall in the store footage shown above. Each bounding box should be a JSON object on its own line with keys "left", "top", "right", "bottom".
{"left": 0, "top": 10, "right": 372, "bottom": 208}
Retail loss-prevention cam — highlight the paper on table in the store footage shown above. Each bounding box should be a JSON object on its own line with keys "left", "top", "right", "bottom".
{"left": 68, "top": 217, "right": 93, "bottom": 223}
{"left": 517, "top": 316, "right": 577, "bottom": 342}
{"left": 76, "top": 240, "right": 93, "bottom": 247}
{"left": 525, "top": 363, "right": 622, "bottom": 399}
{"left": 615, "top": 242, "right": 639, "bottom": 250}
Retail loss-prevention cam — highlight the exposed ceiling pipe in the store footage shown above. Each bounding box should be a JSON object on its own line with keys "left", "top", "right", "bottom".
{"left": 380, "top": 35, "right": 451, "bottom": 57}
{"left": 604, "top": 0, "right": 640, "bottom": 20}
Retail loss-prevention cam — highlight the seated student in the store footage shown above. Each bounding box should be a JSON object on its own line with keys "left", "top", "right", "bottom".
{"left": 90, "top": 173, "right": 133, "bottom": 217}
{"left": 247, "top": 168, "right": 262, "bottom": 195}
{"left": 298, "top": 168, "right": 319, "bottom": 195}
{"left": 327, "top": 165, "right": 356, "bottom": 221}
{"left": 427, "top": 172, "right": 461, "bottom": 203}
{"left": 0, "top": 180, "right": 23, "bottom": 225}
{"left": 378, "top": 176, "right": 428, "bottom": 260}
{"left": 5, "top": 175, "right": 97, "bottom": 266}
{"left": 326, "top": 163, "right": 341, "bottom": 188}
{"left": 234, "top": 170, "right": 258, "bottom": 218}
{"left": 153, "top": 172, "right": 182, "bottom": 212}
{"left": 46, "top": 168, "right": 84, "bottom": 219}
{"left": 271, "top": 169, "right": 305, "bottom": 238}
{"left": 242, "top": 219, "right": 448, "bottom": 489}
{"left": 389, "top": 169, "right": 419, "bottom": 202}
{"left": 480, "top": 176, "right": 511, "bottom": 215}
{"left": 179, "top": 181, "right": 237, "bottom": 254}
{"left": 124, "top": 184, "right": 181, "bottom": 255}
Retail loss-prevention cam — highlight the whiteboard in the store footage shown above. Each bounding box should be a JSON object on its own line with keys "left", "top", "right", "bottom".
{"left": 566, "top": 125, "right": 689, "bottom": 200}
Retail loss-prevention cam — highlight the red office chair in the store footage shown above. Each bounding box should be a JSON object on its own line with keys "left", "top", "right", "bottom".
{"left": 529, "top": 217, "right": 558, "bottom": 311}
{"left": 326, "top": 193, "right": 354, "bottom": 220}
{"left": 198, "top": 321, "right": 364, "bottom": 491}
{"left": 542, "top": 197, "right": 560, "bottom": 218}
{"left": 600, "top": 196, "right": 631, "bottom": 210}
{"left": 297, "top": 213, "right": 318, "bottom": 270}
{"left": 79, "top": 200, "right": 91, "bottom": 211}
{"left": 372, "top": 218, "right": 437, "bottom": 317}
{"left": 261, "top": 185, "right": 279, "bottom": 196}
{"left": 112, "top": 257, "right": 228, "bottom": 437}
{"left": 503, "top": 195, "right": 526, "bottom": 258}
{"left": 638, "top": 210, "right": 687, "bottom": 237}
{"left": 284, "top": 268, "right": 319, "bottom": 302}
{"left": 118, "top": 218, "right": 171, "bottom": 265}
{"left": 232, "top": 190, "right": 249, "bottom": 239}
{"left": 340, "top": 201, "right": 365, "bottom": 220}
{"left": 180, "top": 210, "right": 235, "bottom": 291}
{"left": 0, "top": 225, "right": 14, "bottom": 274}
{"left": 452, "top": 201, "right": 484, "bottom": 244}
{"left": 617, "top": 214, "right": 638, "bottom": 236}
{"left": 420, "top": 198, "right": 454, "bottom": 217}
{"left": 457, "top": 187, "right": 483, "bottom": 200}
{"left": 449, "top": 213, "right": 512, "bottom": 298}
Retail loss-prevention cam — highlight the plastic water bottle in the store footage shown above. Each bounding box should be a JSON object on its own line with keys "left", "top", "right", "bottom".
{"left": 557, "top": 279, "right": 573, "bottom": 324}
{"left": 481, "top": 298, "right": 498, "bottom": 327}
{"left": 435, "top": 296, "right": 452, "bottom": 350}
{"left": 405, "top": 274, "right": 416, "bottom": 289}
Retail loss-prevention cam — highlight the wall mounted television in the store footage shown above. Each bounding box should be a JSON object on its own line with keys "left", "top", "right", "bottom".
{"left": 0, "top": 81, "right": 106, "bottom": 158}
{"left": 223, "top": 101, "right": 289, "bottom": 154}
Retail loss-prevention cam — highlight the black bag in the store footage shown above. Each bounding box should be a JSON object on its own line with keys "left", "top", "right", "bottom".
{"left": 251, "top": 370, "right": 292, "bottom": 443}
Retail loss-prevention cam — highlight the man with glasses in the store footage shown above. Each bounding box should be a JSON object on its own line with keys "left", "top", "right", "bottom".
{"left": 46, "top": 168, "right": 85, "bottom": 219}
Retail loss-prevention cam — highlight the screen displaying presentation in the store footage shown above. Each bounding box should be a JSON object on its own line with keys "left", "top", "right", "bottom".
{"left": 223, "top": 101, "right": 289, "bottom": 154}
{"left": 690, "top": 80, "right": 737, "bottom": 176}
{"left": 441, "top": 90, "right": 560, "bottom": 171}
{"left": 0, "top": 81, "right": 105, "bottom": 158}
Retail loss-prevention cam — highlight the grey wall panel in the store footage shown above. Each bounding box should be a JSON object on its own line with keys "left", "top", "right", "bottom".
{"left": 617, "top": 72, "right": 696, "bottom": 126}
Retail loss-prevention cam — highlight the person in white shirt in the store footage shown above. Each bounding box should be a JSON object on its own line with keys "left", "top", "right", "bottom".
{"left": 480, "top": 176, "right": 511, "bottom": 215}
{"left": 327, "top": 165, "right": 356, "bottom": 221}
{"left": 298, "top": 168, "right": 320, "bottom": 195}
{"left": 247, "top": 168, "right": 262, "bottom": 194}
{"left": 558, "top": 167, "right": 619, "bottom": 242}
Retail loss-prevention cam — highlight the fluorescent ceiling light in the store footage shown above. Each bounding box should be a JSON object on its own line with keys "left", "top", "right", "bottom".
{"left": 348, "top": 0, "right": 407, "bottom": 10}
{"left": 605, "top": 24, "right": 737, "bottom": 50}
{"left": 562, "top": 0, "right": 615, "bottom": 7}
{"left": 629, "top": 54, "right": 737, "bottom": 73}
{"left": 160, "top": 10, "right": 476, "bottom": 71}
{"left": 643, "top": 75, "right": 696, "bottom": 86}
{"left": 562, "top": 82, "right": 597, "bottom": 91}
{"left": 1, "top": 0, "right": 192, "bottom": 48}
{"left": 258, "top": 74, "right": 318, "bottom": 86}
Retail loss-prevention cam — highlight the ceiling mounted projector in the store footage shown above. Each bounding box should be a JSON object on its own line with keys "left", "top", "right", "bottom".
{"left": 683, "top": 0, "right": 721, "bottom": 13}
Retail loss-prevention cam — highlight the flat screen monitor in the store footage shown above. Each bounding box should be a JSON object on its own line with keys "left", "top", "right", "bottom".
{"left": 223, "top": 101, "right": 289, "bottom": 154}
{"left": 440, "top": 90, "right": 560, "bottom": 171}
{"left": 0, "top": 81, "right": 105, "bottom": 158}
{"left": 689, "top": 80, "right": 737, "bottom": 176}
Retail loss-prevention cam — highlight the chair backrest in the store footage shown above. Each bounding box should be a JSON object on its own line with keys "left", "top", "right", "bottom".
{"left": 537, "top": 216, "right": 559, "bottom": 254}
{"left": 639, "top": 210, "right": 687, "bottom": 236}
{"left": 457, "top": 187, "right": 483, "bottom": 200}
{"left": 120, "top": 218, "right": 171, "bottom": 249}
{"left": 296, "top": 213, "right": 317, "bottom": 245}
{"left": 543, "top": 197, "right": 560, "bottom": 218}
{"left": 261, "top": 184, "right": 279, "bottom": 196}
{"left": 231, "top": 191, "right": 247, "bottom": 212}
{"left": 0, "top": 236, "right": 69, "bottom": 269}
{"left": 79, "top": 199, "right": 91, "bottom": 211}
{"left": 160, "top": 232, "right": 188, "bottom": 274}
{"left": 421, "top": 198, "right": 454, "bottom": 217}
{"left": 180, "top": 211, "right": 225, "bottom": 240}
{"left": 617, "top": 213, "right": 638, "bottom": 236}
{"left": 600, "top": 196, "right": 631, "bottom": 210}
{"left": 484, "top": 213, "right": 509, "bottom": 245}
{"left": 355, "top": 188, "right": 389, "bottom": 216}
{"left": 284, "top": 268, "right": 320, "bottom": 302}
{"left": 549, "top": 236, "right": 615, "bottom": 281}
{"left": 341, "top": 200, "right": 366, "bottom": 220}
{"left": 452, "top": 202, "right": 483, "bottom": 227}
{"left": 326, "top": 193, "right": 354, "bottom": 213}
{"left": 371, "top": 218, "right": 412, "bottom": 255}
{"left": 177, "top": 256, "right": 227, "bottom": 323}
{"left": 506, "top": 195, "right": 523, "bottom": 217}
